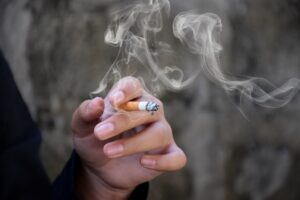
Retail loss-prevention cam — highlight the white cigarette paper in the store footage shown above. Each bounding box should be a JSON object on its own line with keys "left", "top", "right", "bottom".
{"left": 119, "top": 101, "right": 159, "bottom": 112}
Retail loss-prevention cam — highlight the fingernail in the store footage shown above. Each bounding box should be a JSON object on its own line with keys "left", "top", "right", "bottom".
{"left": 104, "top": 143, "right": 124, "bottom": 157}
{"left": 92, "top": 97, "right": 101, "bottom": 105}
{"left": 95, "top": 123, "right": 114, "bottom": 139}
{"left": 141, "top": 158, "right": 156, "bottom": 168}
{"left": 111, "top": 91, "right": 125, "bottom": 105}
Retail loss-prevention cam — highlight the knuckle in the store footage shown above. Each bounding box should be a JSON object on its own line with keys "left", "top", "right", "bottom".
{"left": 172, "top": 147, "right": 187, "bottom": 170}
{"left": 123, "top": 76, "right": 143, "bottom": 90}
{"left": 162, "top": 150, "right": 187, "bottom": 171}
{"left": 178, "top": 150, "right": 188, "bottom": 169}
{"left": 109, "top": 113, "right": 130, "bottom": 131}
{"left": 163, "top": 121, "right": 172, "bottom": 136}
{"left": 125, "top": 76, "right": 140, "bottom": 85}
{"left": 117, "top": 113, "right": 131, "bottom": 127}
{"left": 112, "top": 76, "right": 143, "bottom": 99}
{"left": 156, "top": 122, "right": 172, "bottom": 146}
{"left": 117, "top": 112, "right": 129, "bottom": 120}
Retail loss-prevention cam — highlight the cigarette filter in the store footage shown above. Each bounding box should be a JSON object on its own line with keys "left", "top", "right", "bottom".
{"left": 119, "top": 101, "right": 159, "bottom": 112}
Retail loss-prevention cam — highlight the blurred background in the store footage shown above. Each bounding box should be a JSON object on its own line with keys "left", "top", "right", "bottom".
{"left": 1, "top": 0, "right": 300, "bottom": 199}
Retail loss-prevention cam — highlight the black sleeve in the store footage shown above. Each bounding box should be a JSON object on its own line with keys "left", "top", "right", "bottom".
{"left": 52, "top": 152, "right": 80, "bottom": 200}
{"left": 129, "top": 182, "right": 149, "bottom": 200}
{"left": 0, "top": 52, "right": 51, "bottom": 199}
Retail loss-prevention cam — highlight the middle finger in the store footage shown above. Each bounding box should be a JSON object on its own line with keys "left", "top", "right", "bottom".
{"left": 94, "top": 107, "right": 163, "bottom": 140}
{"left": 102, "top": 120, "right": 172, "bottom": 158}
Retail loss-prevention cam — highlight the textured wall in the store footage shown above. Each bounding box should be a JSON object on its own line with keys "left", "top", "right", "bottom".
{"left": 1, "top": 0, "right": 300, "bottom": 199}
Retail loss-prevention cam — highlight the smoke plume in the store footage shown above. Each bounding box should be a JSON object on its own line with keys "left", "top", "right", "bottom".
{"left": 92, "top": 0, "right": 300, "bottom": 108}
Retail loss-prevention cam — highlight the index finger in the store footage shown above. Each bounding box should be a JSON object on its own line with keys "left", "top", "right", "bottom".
{"left": 108, "top": 76, "right": 144, "bottom": 107}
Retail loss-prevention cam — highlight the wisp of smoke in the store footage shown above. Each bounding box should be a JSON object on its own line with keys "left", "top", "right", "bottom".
{"left": 92, "top": 0, "right": 300, "bottom": 108}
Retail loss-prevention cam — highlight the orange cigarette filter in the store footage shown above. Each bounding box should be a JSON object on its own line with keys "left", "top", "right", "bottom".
{"left": 119, "top": 101, "right": 159, "bottom": 112}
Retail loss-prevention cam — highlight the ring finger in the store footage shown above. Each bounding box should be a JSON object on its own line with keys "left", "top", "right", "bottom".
{"left": 102, "top": 120, "right": 172, "bottom": 158}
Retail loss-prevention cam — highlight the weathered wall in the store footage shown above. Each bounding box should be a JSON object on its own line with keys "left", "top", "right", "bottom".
{"left": 1, "top": 0, "right": 300, "bottom": 199}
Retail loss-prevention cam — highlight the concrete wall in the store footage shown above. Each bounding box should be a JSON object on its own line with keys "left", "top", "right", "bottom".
{"left": 1, "top": 0, "right": 300, "bottom": 199}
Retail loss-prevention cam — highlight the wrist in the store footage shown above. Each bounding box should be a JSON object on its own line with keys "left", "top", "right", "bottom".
{"left": 76, "top": 164, "right": 134, "bottom": 200}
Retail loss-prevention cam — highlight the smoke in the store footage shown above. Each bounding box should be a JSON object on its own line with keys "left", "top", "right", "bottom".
{"left": 92, "top": 0, "right": 300, "bottom": 108}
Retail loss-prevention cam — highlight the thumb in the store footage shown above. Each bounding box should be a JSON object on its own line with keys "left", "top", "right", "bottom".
{"left": 71, "top": 97, "right": 104, "bottom": 137}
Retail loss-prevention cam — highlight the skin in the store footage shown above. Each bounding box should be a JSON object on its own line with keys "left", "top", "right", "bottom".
{"left": 71, "top": 77, "right": 187, "bottom": 199}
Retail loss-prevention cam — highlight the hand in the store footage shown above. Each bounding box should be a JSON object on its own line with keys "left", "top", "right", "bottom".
{"left": 72, "top": 77, "right": 187, "bottom": 199}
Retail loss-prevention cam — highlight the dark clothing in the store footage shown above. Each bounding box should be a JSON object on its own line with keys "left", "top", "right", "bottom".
{"left": 0, "top": 51, "right": 51, "bottom": 199}
{"left": 0, "top": 52, "right": 148, "bottom": 199}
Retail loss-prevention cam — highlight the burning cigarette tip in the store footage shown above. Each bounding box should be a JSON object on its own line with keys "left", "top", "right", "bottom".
{"left": 119, "top": 101, "right": 160, "bottom": 112}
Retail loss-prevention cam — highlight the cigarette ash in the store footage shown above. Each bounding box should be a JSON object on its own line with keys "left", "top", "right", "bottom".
{"left": 145, "top": 102, "right": 159, "bottom": 112}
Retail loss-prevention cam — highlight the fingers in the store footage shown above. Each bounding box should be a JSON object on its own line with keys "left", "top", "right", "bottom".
{"left": 72, "top": 97, "right": 104, "bottom": 137}
{"left": 102, "top": 120, "right": 172, "bottom": 158}
{"left": 94, "top": 106, "right": 163, "bottom": 140}
{"left": 100, "top": 76, "right": 187, "bottom": 171}
{"left": 108, "top": 76, "right": 144, "bottom": 107}
{"left": 141, "top": 145, "right": 187, "bottom": 171}
{"left": 100, "top": 118, "right": 187, "bottom": 171}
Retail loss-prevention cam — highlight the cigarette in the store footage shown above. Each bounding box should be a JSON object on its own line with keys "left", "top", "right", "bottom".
{"left": 119, "top": 101, "right": 159, "bottom": 112}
